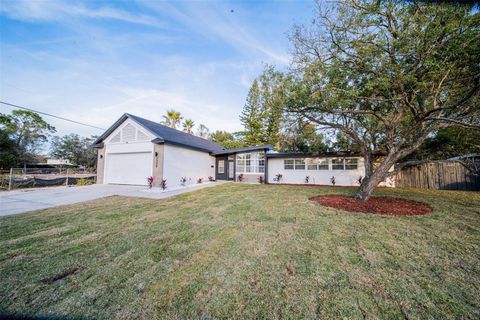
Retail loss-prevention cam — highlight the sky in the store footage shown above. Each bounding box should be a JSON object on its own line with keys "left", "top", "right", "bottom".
{"left": 0, "top": 0, "right": 315, "bottom": 139}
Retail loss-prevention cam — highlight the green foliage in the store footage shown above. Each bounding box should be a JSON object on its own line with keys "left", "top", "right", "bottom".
{"left": 287, "top": 0, "right": 480, "bottom": 198}
{"left": 279, "top": 117, "right": 329, "bottom": 153}
{"left": 240, "top": 66, "right": 288, "bottom": 148}
{"left": 161, "top": 109, "right": 183, "bottom": 129}
{"left": 0, "top": 110, "right": 56, "bottom": 168}
{"left": 75, "top": 178, "right": 91, "bottom": 186}
{"left": 50, "top": 134, "right": 97, "bottom": 169}
{"left": 209, "top": 130, "right": 244, "bottom": 149}
{"left": 413, "top": 126, "right": 480, "bottom": 160}
{"left": 182, "top": 119, "right": 195, "bottom": 134}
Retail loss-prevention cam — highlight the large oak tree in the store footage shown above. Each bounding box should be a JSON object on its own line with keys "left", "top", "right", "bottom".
{"left": 287, "top": 0, "right": 480, "bottom": 200}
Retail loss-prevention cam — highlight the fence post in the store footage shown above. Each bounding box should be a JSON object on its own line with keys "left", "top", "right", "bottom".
{"left": 8, "top": 168, "right": 13, "bottom": 191}
{"left": 66, "top": 168, "right": 69, "bottom": 186}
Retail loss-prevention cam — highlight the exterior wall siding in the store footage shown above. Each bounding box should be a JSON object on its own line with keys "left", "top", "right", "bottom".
{"left": 162, "top": 144, "right": 216, "bottom": 188}
{"left": 267, "top": 157, "right": 365, "bottom": 186}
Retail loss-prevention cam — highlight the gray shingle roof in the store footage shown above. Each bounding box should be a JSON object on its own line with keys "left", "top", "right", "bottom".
{"left": 93, "top": 113, "right": 227, "bottom": 154}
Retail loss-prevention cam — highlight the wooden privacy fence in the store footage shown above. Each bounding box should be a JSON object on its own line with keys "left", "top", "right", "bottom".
{"left": 395, "top": 160, "right": 480, "bottom": 191}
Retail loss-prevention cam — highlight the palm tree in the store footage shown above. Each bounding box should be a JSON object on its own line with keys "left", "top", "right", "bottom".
{"left": 182, "top": 119, "right": 195, "bottom": 134}
{"left": 161, "top": 109, "right": 183, "bottom": 129}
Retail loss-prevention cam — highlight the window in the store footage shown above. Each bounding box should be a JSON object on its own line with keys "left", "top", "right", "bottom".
{"left": 284, "top": 159, "right": 294, "bottom": 170}
{"left": 218, "top": 160, "right": 225, "bottom": 174}
{"left": 318, "top": 159, "right": 329, "bottom": 170}
{"left": 295, "top": 159, "right": 305, "bottom": 170}
{"left": 306, "top": 158, "right": 329, "bottom": 170}
{"left": 307, "top": 158, "right": 318, "bottom": 170}
{"left": 236, "top": 152, "right": 265, "bottom": 173}
{"left": 345, "top": 158, "right": 358, "bottom": 170}
{"left": 332, "top": 158, "right": 345, "bottom": 170}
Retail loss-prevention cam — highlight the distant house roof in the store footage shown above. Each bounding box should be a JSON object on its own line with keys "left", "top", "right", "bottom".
{"left": 93, "top": 113, "right": 227, "bottom": 154}
{"left": 448, "top": 153, "right": 480, "bottom": 161}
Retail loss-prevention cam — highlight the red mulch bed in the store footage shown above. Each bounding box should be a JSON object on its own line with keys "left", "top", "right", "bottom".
{"left": 309, "top": 195, "right": 432, "bottom": 216}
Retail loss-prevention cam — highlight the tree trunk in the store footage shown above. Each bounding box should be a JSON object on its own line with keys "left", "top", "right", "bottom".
{"left": 354, "top": 156, "right": 396, "bottom": 201}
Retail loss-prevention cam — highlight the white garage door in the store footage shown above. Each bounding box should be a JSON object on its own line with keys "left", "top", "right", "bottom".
{"left": 105, "top": 152, "right": 152, "bottom": 185}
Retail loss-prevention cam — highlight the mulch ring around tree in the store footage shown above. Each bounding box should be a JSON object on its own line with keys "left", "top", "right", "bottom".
{"left": 309, "top": 195, "right": 433, "bottom": 216}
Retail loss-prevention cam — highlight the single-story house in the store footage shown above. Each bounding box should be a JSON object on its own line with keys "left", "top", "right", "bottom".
{"left": 93, "top": 113, "right": 384, "bottom": 187}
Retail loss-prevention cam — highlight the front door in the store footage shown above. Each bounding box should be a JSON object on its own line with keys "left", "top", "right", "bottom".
{"left": 216, "top": 156, "right": 228, "bottom": 180}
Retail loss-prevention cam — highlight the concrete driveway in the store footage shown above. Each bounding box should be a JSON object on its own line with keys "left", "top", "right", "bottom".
{"left": 0, "top": 182, "right": 226, "bottom": 217}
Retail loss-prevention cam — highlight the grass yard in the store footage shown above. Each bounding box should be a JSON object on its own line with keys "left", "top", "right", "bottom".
{"left": 1, "top": 184, "right": 479, "bottom": 319}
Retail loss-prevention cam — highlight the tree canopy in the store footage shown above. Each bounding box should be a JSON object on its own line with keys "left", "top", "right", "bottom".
{"left": 0, "top": 110, "right": 55, "bottom": 168}
{"left": 286, "top": 0, "right": 480, "bottom": 199}
{"left": 50, "top": 134, "right": 97, "bottom": 169}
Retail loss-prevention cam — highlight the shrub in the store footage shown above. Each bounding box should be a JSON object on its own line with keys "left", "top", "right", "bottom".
{"left": 305, "top": 176, "right": 310, "bottom": 184}
{"left": 197, "top": 178, "right": 203, "bottom": 184}
{"left": 147, "top": 176, "right": 154, "bottom": 189}
{"left": 208, "top": 176, "right": 214, "bottom": 182}
{"left": 258, "top": 176, "right": 264, "bottom": 184}
{"left": 330, "top": 176, "right": 336, "bottom": 186}
{"left": 275, "top": 174, "right": 282, "bottom": 183}
{"left": 76, "top": 178, "right": 90, "bottom": 186}
{"left": 160, "top": 179, "right": 167, "bottom": 190}
{"left": 180, "top": 177, "right": 187, "bottom": 186}
{"left": 237, "top": 174, "right": 244, "bottom": 182}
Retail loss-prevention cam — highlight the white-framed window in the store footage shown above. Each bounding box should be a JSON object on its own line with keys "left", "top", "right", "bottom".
{"left": 332, "top": 158, "right": 345, "bottom": 170}
{"left": 295, "top": 159, "right": 305, "bottom": 170}
{"left": 284, "top": 159, "right": 294, "bottom": 170}
{"left": 236, "top": 152, "right": 265, "bottom": 173}
{"left": 345, "top": 158, "right": 358, "bottom": 170}
{"left": 284, "top": 159, "right": 306, "bottom": 170}
{"left": 218, "top": 160, "right": 225, "bottom": 174}
{"left": 306, "top": 158, "right": 329, "bottom": 170}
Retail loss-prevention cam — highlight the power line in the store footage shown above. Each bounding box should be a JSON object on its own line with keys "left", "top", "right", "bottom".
{"left": 0, "top": 101, "right": 106, "bottom": 131}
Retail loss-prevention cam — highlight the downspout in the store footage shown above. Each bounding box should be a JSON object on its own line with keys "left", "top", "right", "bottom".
{"left": 264, "top": 148, "right": 269, "bottom": 184}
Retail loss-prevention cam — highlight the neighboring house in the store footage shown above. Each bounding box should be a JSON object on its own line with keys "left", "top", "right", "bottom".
{"left": 46, "top": 158, "right": 72, "bottom": 166}
{"left": 93, "top": 113, "right": 379, "bottom": 187}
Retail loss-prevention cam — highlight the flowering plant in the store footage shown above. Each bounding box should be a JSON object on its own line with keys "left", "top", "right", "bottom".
{"left": 147, "top": 176, "right": 154, "bottom": 189}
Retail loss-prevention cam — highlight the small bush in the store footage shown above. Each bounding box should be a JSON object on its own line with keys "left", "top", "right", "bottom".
{"left": 208, "top": 176, "right": 214, "bottom": 182}
{"left": 180, "top": 177, "right": 187, "bottom": 186}
{"left": 237, "top": 174, "right": 244, "bottom": 182}
{"left": 330, "top": 176, "right": 336, "bottom": 186}
{"left": 305, "top": 176, "right": 310, "bottom": 184}
{"left": 275, "top": 174, "right": 283, "bottom": 183}
{"left": 160, "top": 179, "right": 167, "bottom": 190}
{"left": 76, "top": 178, "right": 90, "bottom": 186}
{"left": 197, "top": 178, "right": 203, "bottom": 184}
{"left": 258, "top": 176, "right": 264, "bottom": 184}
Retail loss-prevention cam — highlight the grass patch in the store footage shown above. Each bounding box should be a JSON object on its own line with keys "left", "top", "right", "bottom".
{"left": 0, "top": 184, "right": 479, "bottom": 319}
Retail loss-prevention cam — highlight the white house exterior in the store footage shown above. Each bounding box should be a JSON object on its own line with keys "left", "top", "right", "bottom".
{"left": 94, "top": 113, "right": 394, "bottom": 188}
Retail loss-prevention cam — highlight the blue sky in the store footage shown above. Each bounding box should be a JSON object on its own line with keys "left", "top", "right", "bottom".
{"left": 0, "top": 0, "right": 314, "bottom": 138}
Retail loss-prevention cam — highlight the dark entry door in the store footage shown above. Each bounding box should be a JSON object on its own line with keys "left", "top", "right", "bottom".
{"left": 216, "top": 156, "right": 228, "bottom": 180}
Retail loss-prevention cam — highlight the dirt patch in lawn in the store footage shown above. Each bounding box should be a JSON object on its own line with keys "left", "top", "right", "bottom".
{"left": 309, "top": 195, "right": 432, "bottom": 216}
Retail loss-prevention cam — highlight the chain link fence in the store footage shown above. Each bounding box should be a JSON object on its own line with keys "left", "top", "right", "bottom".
{"left": 0, "top": 168, "right": 96, "bottom": 191}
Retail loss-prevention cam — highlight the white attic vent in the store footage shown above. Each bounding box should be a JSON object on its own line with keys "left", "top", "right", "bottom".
{"left": 110, "top": 132, "right": 121, "bottom": 143}
{"left": 122, "top": 124, "right": 136, "bottom": 142}
{"left": 137, "top": 129, "right": 149, "bottom": 141}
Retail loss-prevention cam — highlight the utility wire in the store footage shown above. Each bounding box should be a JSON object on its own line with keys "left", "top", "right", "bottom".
{"left": 0, "top": 101, "right": 106, "bottom": 131}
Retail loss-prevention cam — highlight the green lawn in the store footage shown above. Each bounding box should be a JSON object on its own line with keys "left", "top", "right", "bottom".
{"left": 1, "top": 184, "right": 479, "bottom": 319}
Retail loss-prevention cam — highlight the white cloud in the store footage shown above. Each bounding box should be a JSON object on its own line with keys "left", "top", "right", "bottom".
{"left": 0, "top": 0, "right": 165, "bottom": 27}
{"left": 139, "top": 0, "right": 290, "bottom": 64}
